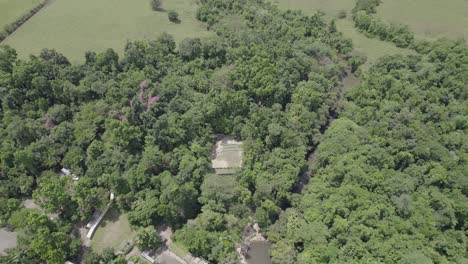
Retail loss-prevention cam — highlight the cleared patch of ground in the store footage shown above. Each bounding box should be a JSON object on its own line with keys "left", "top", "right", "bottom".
{"left": 211, "top": 136, "right": 243, "bottom": 174}
{"left": 0, "top": 228, "right": 17, "bottom": 255}
{"left": 0, "top": 0, "right": 42, "bottom": 29}
{"left": 377, "top": 0, "right": 468, "bottom": 40}
{"left": 90, "top": 209, "right": 136, "bottom": 253}
{"left": 3, "top": 0, "right": 212, "bottom": 62}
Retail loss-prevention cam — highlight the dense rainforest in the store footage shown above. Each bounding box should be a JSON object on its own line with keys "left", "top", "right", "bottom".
{"left": 0, "top": 0, "right": 466, "bottom": 263}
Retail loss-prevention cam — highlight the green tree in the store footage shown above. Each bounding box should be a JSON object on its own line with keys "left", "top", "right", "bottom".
{"left": 168, "top": 10, "right": 179, "bottom": 22}
{"left": 135, "top": 226, "right": 162, "bottom": 251}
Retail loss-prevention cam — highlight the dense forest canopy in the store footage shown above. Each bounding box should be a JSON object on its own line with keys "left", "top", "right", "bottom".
{"left": 0, "top": 0, "right": 466, "bottom": 263}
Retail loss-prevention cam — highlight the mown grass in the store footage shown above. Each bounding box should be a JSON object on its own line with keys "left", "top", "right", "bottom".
{"left": 272, "top": 0, "right": 414, "bottom": 69}
{"left": 90, "top": 209, "right": 136, "bottom": 253}
{"left": 3, "top": 0, "right": 212, "bottom": 62}
{"left": 377, "top": 0, "right": 468, "bottom": 40}
{"left": 0, "top": 0, "right": 42, "bottom": 29}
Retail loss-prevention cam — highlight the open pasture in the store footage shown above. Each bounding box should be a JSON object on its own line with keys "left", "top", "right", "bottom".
{"left": 377, "top": 0, "right": 468, "bottom": 40}
{"left": 2, "top": 0, "right": 211, "bottom": 62}
{"left": 0, "top": 0, "right": 42, "bottom": 29}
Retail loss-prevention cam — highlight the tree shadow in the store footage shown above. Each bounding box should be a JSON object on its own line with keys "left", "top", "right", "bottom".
{"left": 170, "top": 18, "right": 181, "bottom": 24}
{"left": 97, "top": 208, "right": 120, "bottom": 228}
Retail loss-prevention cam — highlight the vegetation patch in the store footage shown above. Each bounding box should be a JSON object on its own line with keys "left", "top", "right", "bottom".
{"left": 272, "top": 0, "right": 414, "bottom": 69}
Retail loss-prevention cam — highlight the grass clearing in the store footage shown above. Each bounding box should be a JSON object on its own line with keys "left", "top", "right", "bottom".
{"left": 90, "top": 209, "right": 136, "bottom": 253}
{"left": 272, "top": 0, "right": 355, "bottom": 18}
{"left": 272, "top": 0, "right": 415, "bottom": 69}
{"left": 377, "top": 0, "right": 468, "bottom": 40}
{"left": 336, "top": 18, "right": 414, "bottom": 70}
{"left": 0, "top": 0, "right": 42, "bottom": 29}
{"left": 0, "top": 228, "right": 17, "bottom": 255}
{"left": 3, "top": 0, "right": 211, "bottom": 63}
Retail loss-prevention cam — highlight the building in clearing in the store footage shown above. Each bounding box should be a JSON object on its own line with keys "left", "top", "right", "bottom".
{"left": 211, "top": 135, "right": 243, "bottom": 175}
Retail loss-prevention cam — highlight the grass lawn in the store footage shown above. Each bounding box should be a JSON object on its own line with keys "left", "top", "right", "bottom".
{"left": 272, "top": 0, "right": 415, "bottom": 70}
{"left": 0, "top": 228, "right": 17, "bottom": 255}
{"left": 2, "top": 0, "right": 212, "bottom": 63}
{"left": 90, "top": 209, "right": 136, "bottom": 253}
{"left": 0, "top": 0, "right": 42, "bottom": 29}
{"left": 377, "top": 0, "right": 468, "bottom": 40}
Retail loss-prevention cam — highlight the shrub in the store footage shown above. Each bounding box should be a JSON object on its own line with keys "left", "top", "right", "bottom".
{"left": 150, "top": 0, "right": 162, "bottom": 11}
{"left": 168, "top": 10, "right": 179, "bottom": 22}
{"left": 338, "top": 10, "right": 347, "bottom": 19}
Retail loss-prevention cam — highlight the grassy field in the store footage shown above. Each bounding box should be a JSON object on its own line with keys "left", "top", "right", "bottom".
{"left": 0, "top": 0, "right": 42, "bottom": 29}
{"left": 272, "top": 0, "right": 355, "bottom": 17}
{"left": 91, "top": 209, "right": 136, "bottom": 253}
{"left": 2, "top": 0, "right": 211, "bottom": 62}
{"left": 377, "top": 0, "right": 468, "bottom": 40}
{"left": 272, "top": 0, "right": 414, "bottom": 69}
{"left": 336, "top": 18, "right": 414, "bottom": 69}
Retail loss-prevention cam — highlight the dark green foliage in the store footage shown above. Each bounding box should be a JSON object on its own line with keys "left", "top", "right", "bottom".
{"left": 0, "top": 0, "right": 464, "bottom": 263}
{"left": 168, "top": 10, "right": 179, "bottom": 22}
{"left": 268, "top": 40, "right": 468, "bottom": 263}
{"left": 135, "top": 226, "right": 161, "bottom": 251}
{"left": 150, "top": 0, "right": 162, "bottom": 11}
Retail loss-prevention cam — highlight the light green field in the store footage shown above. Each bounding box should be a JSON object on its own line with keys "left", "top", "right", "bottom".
{"left": 272, "top": 0, "right": 414, "bottom": 69}
{"left": 272, "top": 0, "right": 355, "bottom": 17}
{"left": 2, "top": 0, "right": 211, "bottom": 62}
{"left": 377, "top": 0, "right": 468, "bottom": 40}
{"left": 0, "top": 0, "right": 42, "bottom": 29}
{"left": 91, "top": 210, "right": 136, "bottom": 253}
{"left": 336, "top": 18, "right": 414, "bottom": 69}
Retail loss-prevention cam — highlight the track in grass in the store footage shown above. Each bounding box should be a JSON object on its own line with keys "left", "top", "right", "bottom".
{"left": 3, "top": 0, "right": 212, "bottom": 62}
{"left": 377, "top": 0, "right": 468, "bottom": 40}
{"left": 0, "top": 0, "right": 42, "bottom": 28}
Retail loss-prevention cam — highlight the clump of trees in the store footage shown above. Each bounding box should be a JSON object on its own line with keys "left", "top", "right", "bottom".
{"left": 0, "top": 0, "right": 465, "bottom": 263}
{"left": 150, "top": 0, "right": 162, "bottom": 11}
{"left": 267, "top": 39, "right": 468, "bottom": 263}
{"left": 351, "top": 0, "right": 414, "bottom": 47}
{"left": 167, "top": 10, "right": 179, "bottom": 22}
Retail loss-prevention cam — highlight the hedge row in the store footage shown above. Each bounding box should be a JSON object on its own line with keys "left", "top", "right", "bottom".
{"left": 0, "top": 0, "right": 49, "bottom": 42}
{"left": 351, "top": 0, "right": 415, "bottom": 48}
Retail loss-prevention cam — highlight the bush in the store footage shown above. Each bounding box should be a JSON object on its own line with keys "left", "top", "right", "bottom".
{"left": 338, "top": 10, "right": 347, "bottom": 19}
{"left": 168, "top": 10, "right": 179, "bottom": 22}
{"left": 150, "top": 0, "right": 162, "bottom": 11}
